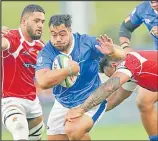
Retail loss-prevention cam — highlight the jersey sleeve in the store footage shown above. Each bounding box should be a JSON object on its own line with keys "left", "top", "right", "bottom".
{"left": 35, "top": 47, "right": 53, "bottom": 71}
{"left": 116, "top": 61, "right": 133, "bottom": 78}
{"left": 129, "top": 5, "right": 143, "bottom": 25}
{"left": 3, "top": 30, "right": 20, "bottom": 53}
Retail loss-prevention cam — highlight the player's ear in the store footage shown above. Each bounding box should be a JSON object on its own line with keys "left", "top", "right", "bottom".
{"left": 111, "top": 62, "right": 117, "bottom": 68}
{"left": 21, "top": 17, "right": 27, "bottom": 26}
{"left": 68, "top": 27, "right": 72, "bottom": 33}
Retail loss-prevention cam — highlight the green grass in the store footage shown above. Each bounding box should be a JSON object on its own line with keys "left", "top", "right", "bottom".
{"left": 2, "top": 123, "right": 147, "bottom": 140}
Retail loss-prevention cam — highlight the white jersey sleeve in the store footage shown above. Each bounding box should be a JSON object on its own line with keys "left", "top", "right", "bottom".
{"left": 116, "top": 61, "right": 138, "bottom": 92}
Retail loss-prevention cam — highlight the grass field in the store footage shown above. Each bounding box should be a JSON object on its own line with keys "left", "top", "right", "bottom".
{"left": 2, "top": 123, "right": 147, "bottom": 140}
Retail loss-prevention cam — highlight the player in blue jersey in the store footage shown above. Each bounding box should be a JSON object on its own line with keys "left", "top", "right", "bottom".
{"left": 119, "top": 1, "right": 158, "bottom": 141}
{"left": 119, "top": 1, "right": 158, "bottom": 50}
{"left": 35, "top": 14, "right": 125, "bottom": 140}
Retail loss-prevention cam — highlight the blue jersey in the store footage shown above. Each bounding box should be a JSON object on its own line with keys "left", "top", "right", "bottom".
{"left": 130, "top": 1, "right": 158, "bottom": 49}
{"left": 36, "top": 33, "right": 104, "bottom": 108}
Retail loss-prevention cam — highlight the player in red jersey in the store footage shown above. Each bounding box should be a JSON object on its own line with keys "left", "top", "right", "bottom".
{"left": 1, "top": 4, "right": 45, "bottom": 140}
{"left": 64, "top": 35, "right": 158, "bottom": 140}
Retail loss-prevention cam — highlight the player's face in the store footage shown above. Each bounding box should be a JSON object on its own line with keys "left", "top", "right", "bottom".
{"left": 150, "top": 1, "right": 158, "bottom": 11}
{"left": 49, "top": 24, "right": 72, "bottom": 52}
{"left": 26, "top": 12, "right": 45, "bottom": 40}
{"left": 103, "top": 65, "right": 116, "bottom": 77}
{"left": 103, "top": 62, "right": 118, "bottom": 77}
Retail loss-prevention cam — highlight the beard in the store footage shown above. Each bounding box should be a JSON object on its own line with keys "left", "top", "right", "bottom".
{"left": 27, "top": 25, "right": 42, "bottom": 40}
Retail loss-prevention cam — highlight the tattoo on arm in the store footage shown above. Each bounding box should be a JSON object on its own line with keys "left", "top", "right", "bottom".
{"left": 80, "top": 77, "right": 120, "bottom": 112}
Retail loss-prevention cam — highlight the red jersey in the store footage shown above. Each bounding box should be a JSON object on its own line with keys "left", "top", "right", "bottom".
{"left": 2, "top": 28, "right": 44, "bottom": 100}
{"left": 117, "top": 51, "right": 158, "bottom": 92}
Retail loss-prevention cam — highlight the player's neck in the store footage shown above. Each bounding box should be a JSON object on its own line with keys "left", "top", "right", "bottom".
{"left": 20, "top": 26, "right": 34, "bottom": 43}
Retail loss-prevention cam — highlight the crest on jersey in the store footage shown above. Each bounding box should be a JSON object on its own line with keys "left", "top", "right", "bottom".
{"left": 37, "top": 56, "right": 43, "bottom": 66}
{"left": 144, "top": 19, "right": 150, "bottom": 24}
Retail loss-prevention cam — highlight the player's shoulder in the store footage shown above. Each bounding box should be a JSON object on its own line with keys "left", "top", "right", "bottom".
{"left": 74, "top": 32, "right": 96, "bottom": 45}
{"left": 136, "top": 1, "right": 150, "bottom": 11}
{"left": 39, "top": 41, "right": 53, "bottom": 55}
{"left": 35, "top": 40, "right": 45, "bottom": 48}
{"left": 4, "top": 28, "right": 20, "bottom": 38}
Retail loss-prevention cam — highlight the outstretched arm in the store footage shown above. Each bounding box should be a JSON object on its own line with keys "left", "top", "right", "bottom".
{"left": 96, "top": 34, "right": 126, "bottom": 62}
{"left": 80, "top": 77, "right": 120, "bottom": 112}
{"left": 79, "top": 71, "right": 130, "bottom": 112}
{"left": 64, "top": 72, "right": 131, "bottom": 122}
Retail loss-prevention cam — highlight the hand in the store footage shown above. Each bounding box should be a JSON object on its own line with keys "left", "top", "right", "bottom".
{"left": 64, "top": 107, "right": 85, "bottom": 124}
{"left": 150, "top": 26, "right": 158, "bottom": 37}
{"left": 95, "top": 34, "right": 116, "bottom": 55}
{"left": 1, "top": 26, "right": 9, "bottom": 37}
{"left": 67, "top": 59, "right": 80, "bottom": 76}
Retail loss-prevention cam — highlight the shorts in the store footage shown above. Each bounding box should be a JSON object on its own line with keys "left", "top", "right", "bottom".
{"left": 47, "top": 99, "right": 107, "bottom": 135}
{"left": 1, "top": 96, "right": 43, "bottom": 124}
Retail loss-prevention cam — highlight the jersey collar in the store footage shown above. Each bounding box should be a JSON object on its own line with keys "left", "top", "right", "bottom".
{"left": 18, "top": 27, "right": 36, "bottom": 46}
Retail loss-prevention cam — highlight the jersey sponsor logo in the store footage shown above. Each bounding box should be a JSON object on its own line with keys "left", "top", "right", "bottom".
{"left": 23, "top": 63, "right": 36, "bottom": 69}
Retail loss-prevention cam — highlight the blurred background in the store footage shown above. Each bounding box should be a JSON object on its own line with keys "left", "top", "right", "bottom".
{"left": 2, "top": 1, "right": 154, "bottom": 140}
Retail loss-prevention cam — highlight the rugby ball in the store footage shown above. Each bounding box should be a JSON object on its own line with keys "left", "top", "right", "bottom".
{"left": 52, "top": 54, "right": 77, "bottom": 88}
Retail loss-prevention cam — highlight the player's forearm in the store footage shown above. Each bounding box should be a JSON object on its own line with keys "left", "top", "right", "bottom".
{"left": 79, "top": 77, "right": 120, "bottom": 112}
{"left": 36, "top": 68, "right": 70, "bottom": 89}
{"left": 106, "top": 87, "right": 132, "bottom": 111}
{"left": 119, "top": 37, "right": 130, "bottom": 45}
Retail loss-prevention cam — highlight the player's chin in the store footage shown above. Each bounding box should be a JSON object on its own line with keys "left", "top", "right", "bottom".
{"left": 33, "top": 34, "right": 42, "bottom": 40}
{"left": 55, "top": 46, "right": 67, "bottom": 51}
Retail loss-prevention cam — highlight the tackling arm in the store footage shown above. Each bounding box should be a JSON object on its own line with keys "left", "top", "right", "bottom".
{"left": 106, "top": 87, "right": 132, "bottom": 111}
{"left": 79, "top": 71, "right": 131, "bottom": 112}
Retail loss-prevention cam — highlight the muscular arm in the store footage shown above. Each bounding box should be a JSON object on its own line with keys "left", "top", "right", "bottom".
{"left": 79, "top": 71, "right": 131, "bottom": 112}
{"left": 119, "top": 18, "right": 140, "bottom": 53}
{"left": 106, "top": 87, "right": 132, "bottom": 111}
{"left": 80, "top": 77, "right": 120, "bottom": 112}
{"left": 35, "top": 68, "right": 71, "bottom": 89}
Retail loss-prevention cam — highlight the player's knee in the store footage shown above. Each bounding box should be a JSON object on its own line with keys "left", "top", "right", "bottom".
{"left": 3, "top": 108, "right": 29, "bottom": 140}
{"left": 29, "top": 121, "right": 45, "bottom": 140}
{"left": 136, "top": 97, "right": 154, "bottom": 112}
{"left": 65, "top": 125, "right": 84, "bottom": 140}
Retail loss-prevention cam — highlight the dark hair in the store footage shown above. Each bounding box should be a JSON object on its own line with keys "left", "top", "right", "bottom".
{"left": 49, "top": 14, "right": 72, "bottom": 28}
{"left": 99, "top": 56, "right": 111, "bottom": 73}
{"left": 21, "top": 4, "right": 45, "bottom": 19}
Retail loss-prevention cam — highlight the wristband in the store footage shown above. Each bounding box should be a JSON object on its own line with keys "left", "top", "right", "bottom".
{"left": 121, "top": 42, "right": 130, "bottom": 49}
{"left": 66, "top": 66, "right": 73, "bottom": 76}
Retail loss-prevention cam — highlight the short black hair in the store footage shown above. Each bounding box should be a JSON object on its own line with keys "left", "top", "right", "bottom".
{"left": 49, "top": 14, "right": 72, "bottom": 28}
{"left": 99, "top": 56, "right": 111, "bottom": 73}
{"left": 21, "top": 4, "right": 45, "bottom": 19}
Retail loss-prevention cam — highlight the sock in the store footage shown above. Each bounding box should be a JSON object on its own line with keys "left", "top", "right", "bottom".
{"left": 149, "top": 135, "right": 158, "bottom": 141}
